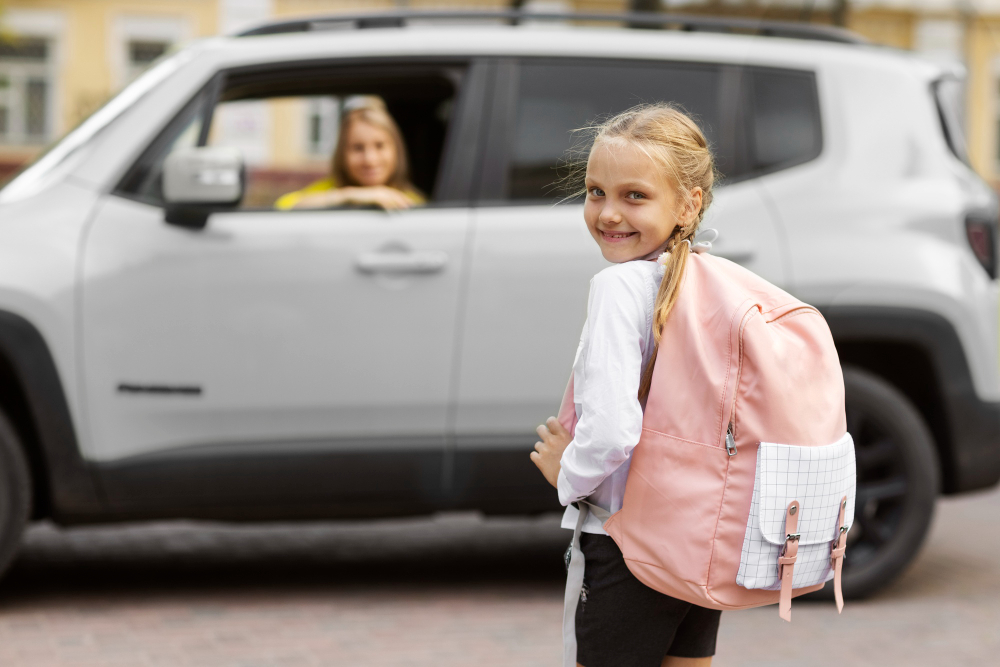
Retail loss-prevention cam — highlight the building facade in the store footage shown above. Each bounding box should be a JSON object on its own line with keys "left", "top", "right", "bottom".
{"left": 0, "top": 0, "right": 997, "bottom": 186}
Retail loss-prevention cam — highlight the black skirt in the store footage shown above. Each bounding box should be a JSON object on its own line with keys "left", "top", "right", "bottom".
{"left": 574, "top": 533, "right": 722, "bottom": 667}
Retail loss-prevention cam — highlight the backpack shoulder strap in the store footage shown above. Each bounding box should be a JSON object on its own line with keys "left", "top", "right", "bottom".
{"left": 563, "top": 500, "right": 612, "bottom": 667}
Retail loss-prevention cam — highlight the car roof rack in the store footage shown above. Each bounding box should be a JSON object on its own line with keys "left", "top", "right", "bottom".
{"left": 236, "top": 9, "right": 866, "bottom": 45}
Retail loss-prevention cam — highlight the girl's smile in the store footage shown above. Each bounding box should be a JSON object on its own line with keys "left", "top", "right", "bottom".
{"left": 600, "top": 230, "right": 638, "bottom": 242}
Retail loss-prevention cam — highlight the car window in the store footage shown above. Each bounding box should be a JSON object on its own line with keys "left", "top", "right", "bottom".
{"left": 116, "top": 92, "right": 206, "bottom": 203}
{"left": 931, "top": 75, "right": 968, "bottom": 163}
{"left": 206, "top": 94, "right": 351, "bottom": 209}
{"left": 746, "top": 68, "right": 822, "bottom": 172}
{"left": 505, "top": 60, "right": 730, "bottom": 201}
{"left": 117, "top": 63, "right": 467, "bottom": 209}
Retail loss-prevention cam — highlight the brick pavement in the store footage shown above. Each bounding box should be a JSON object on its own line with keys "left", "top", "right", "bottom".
{"left": 0, "top": 488, "right": 997, "bottom": 666}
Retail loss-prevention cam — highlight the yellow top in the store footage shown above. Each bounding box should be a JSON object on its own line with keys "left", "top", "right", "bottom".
{"left": 274, "top": 177, "right": 426, "bottom": 210}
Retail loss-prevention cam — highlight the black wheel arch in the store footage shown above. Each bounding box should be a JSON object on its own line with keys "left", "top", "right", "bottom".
{"left": 0, "top": 310, "right": 103, "bottom": 520}
{"left": 822, "top": 305, "right": 1000, "bottom": 494}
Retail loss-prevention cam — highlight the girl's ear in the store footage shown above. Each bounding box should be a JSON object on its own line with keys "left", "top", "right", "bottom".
{"left": 677, "top": 186, "right": 704, "bottom": 229}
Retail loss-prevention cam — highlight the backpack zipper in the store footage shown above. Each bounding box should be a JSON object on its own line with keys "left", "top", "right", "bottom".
{"left": 724, "top": 304, "right": 817, "bottom": 457}
{"left": 725, "top": 306, "right": 756, "bottom": 456}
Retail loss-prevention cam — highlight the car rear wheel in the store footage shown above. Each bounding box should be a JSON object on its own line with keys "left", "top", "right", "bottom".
{"left": 0, "top": 407, "right": 31, "bottom": 579}
{"left": 812, "top": 366, "right": 939, "bottom": 600}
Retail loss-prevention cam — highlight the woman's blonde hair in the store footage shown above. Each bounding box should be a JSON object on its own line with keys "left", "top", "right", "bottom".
{"left": 332, "top": 97, "right": 413, "bottom": 191}
{"left": 584, "top": 103, "right": 717, "bottom": 400}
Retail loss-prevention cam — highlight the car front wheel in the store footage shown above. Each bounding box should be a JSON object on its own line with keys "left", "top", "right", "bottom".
{"left": 0, "top": 406, "right": 31, "bottom": 580}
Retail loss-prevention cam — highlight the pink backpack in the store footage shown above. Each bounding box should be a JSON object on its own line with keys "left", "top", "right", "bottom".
{"left": 559, "top": 252, "right": 855, "bottom": 663}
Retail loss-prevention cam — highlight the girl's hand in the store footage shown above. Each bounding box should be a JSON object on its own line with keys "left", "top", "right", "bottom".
{"left": 530, "top": 417, "right": 572, "bottom": 488}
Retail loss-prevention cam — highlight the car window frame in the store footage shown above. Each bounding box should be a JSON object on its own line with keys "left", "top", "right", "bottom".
{"left": 113, "top": 56, "right": 489, "bottom": 211}
{"left": 476, "top": 56, "right": 740, "bottom": 206}
{"left": 476, "top": 57, "right": 825, "bottom": 206}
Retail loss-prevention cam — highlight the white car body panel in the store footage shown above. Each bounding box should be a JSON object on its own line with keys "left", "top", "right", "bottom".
{"left": 80, "top": 195, "right": 470, "bottom": 461}
{"left": 760, "top": 56, "right": 1000, "bottom": 399}
{"left": 453, "top": 204, "right": 606, "bottom": 439}
{"left": 454, "top": 178, "right": 787, "bottom": 444}
{"left": 0, "top": 181, "right": 98, "bottom": 452}
{"left": 0, "top": 23, "right": 993, "bottom": 472}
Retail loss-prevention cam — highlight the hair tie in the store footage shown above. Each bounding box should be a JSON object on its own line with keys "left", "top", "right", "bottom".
{"left": 691, "top": 228, "right": 718, "bottom": 254}
{"left": 655, "top": 228, "right": 718, "bottom": 264}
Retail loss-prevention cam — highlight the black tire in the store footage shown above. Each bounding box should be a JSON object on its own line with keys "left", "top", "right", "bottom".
{"left": 811, "top": 366, "right": 939, "bottom": 600}
{"left": 0, "top": 407, "right": 31, "bottom": 580}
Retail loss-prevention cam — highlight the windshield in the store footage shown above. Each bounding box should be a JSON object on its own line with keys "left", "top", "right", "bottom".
{"left": 0, "top": 48, "right": 193, "bottom": 202}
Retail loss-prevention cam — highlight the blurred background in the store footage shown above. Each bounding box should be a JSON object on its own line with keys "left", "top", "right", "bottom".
{"left": 0, "top": 0, "right": 998, "bottom": 189}
{"left": 0, "top": 1, "right": 998, "bottom": 666}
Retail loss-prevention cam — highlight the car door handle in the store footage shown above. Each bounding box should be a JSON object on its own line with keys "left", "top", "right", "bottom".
{"left": 355, "top": 250, "right": 449, "bottom": 275}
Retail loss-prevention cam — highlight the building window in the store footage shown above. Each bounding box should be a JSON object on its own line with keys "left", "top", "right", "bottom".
{"left": 305, "top": 96, "right": 339, "bottom": 157}
{"left": 914, "top": 19, "right": 964, "bottom": 67}
{"left": 126, "top": 39, "right": 170, "bottom": 82}
{"left": 113, "top": 16, "right": 190, "bottom": 88}
{"left": 0, "top": 37, "right": 52, "bottom": 144}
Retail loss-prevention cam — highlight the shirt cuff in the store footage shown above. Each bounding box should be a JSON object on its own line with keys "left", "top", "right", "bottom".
{"left": 557, "top": 468, "right": 581, "bottom": 507}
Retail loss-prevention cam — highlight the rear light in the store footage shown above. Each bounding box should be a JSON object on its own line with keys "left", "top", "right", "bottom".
{"left": 965, "top": 213, "right": 998, "bottom": 279}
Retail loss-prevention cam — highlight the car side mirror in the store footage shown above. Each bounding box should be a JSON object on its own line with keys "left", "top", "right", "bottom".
{"left": 163, "top": 146, "right": 245, "bottom": 229}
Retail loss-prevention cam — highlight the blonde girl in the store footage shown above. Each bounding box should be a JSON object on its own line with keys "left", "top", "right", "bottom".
{"left": 530, "top": 104, "right": 720, "bottom": 667}
{"left": 275, "top": 97, "right": 424, "bottom": 211}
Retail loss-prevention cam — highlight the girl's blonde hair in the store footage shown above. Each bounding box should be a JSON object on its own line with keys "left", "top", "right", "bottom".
{"left": 332, "top": 97, "right": 413, "bottom": 191}
{"left": 586, "top": 103, "right": 717, "bottom": 401}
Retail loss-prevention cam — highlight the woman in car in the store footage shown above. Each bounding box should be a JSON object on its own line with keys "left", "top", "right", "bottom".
{"left": 275, "top": 97, "right": 425, "bottom": 210}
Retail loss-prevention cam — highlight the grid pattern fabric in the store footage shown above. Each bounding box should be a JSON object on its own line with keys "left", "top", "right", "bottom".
{"left": 737, "top": 433, "right": 856, "bottom": 590}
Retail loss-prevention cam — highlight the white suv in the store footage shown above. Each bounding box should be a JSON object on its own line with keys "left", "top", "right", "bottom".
{"left": 0, "top": 10, "right": 996, "bottom": 598}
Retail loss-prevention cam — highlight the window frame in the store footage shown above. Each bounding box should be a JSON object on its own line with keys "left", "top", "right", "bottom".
{"left": 477, "top": 57, "right": 824, "bottom": 206}
{"left": 0, "top": 37, "right": 55, "bottom": 145}
{"left": 111, "top": 15, "right": 191, "bottom": 88}
{"left": 113, "top": 56, "right": 489, "bottom": 210}
{"left": 477, "top": 57, "right": 740, "bottom": 206}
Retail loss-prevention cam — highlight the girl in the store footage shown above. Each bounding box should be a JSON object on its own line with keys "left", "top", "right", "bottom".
{"left": 275, "top": 97, "right": 424, "bottom": 211}
{"left": 530, "top": 104, "right": 719, "bottom": 667}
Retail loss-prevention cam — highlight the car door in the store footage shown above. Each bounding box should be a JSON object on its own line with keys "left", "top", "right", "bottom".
{"left": 449, "top": 58, "right": 788, "bottom": 512}
{"left": 80, "top": 60, "right": 485, "bottom": 514}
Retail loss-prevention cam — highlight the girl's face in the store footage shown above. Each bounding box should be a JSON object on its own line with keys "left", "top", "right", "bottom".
{"left": 584, "top": 141, "right": 701, "bottom": 264}
{"left": 343, "top": 120, "right": 397, "bottom": 187}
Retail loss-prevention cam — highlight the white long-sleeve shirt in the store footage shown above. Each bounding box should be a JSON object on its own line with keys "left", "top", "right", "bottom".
{"left": 558, "top": 260, "right": 664, "bottom": 534}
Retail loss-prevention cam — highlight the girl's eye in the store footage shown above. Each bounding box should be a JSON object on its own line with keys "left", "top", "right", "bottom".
{"left": 588, "top": 187, "right": 605, "bottom": 197}
{"left": 626, "top": 191, "right": 646, "bottom": 200}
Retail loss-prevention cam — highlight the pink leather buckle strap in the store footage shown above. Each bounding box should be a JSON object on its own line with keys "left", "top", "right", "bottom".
{"left": 831, "top": 495, "right": 848, "bottom": 614}
{"left": 778, "top": 500, "right": 801, "bottom": 622}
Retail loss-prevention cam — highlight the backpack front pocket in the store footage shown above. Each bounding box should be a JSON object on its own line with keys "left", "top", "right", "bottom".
{"left": 736, "top": 434, "right": 856, "bottom": 590}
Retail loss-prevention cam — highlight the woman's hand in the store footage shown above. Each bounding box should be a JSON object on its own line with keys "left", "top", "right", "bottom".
{"left": 530, "top": 416, "right": 572, "bottom": 488}
{"left": 290, "top": 186, "right": 413, "bottom": 211}
{"left": 336, "top": 186, "right": 413, "bottom": 210}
